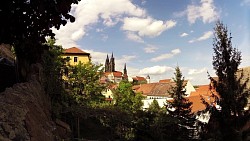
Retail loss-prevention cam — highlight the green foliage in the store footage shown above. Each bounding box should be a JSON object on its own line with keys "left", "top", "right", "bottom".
{"left": 167, "top": 66, "right": 195, "bottom": 140}
{"left": 205, "top": 21, "right": 250, "bottom": 141}
{"left": 0, "top": 0, "right": 78, "bottom": 44}
{"left": 148, "top": 99, "right": 161, "bottom": 113}
{"left": 66, "top": 62, "right": 106, "bottom": 106}
{"left": 212, "top": 21, "right": 249, "bottom": 117}
{"left": 168, "top": 66, "right": 193, "bottom": 117}
{"left": 113, "top": 81, "right": 144, "bottom": 113}
{"left": 42, "top": 39, "right": 69, "bottom": 118}
{"left": 0, "top": 0, "right": 80, "bottom": 81}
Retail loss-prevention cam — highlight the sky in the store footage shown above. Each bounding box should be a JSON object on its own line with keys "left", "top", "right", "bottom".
{"left": 53, "top": 0, "right": 250, "bottom": 85}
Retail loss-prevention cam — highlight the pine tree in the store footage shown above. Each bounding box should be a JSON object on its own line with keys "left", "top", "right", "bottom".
{"left": 208, "top": 21, "right": 250, "bottom": 140}
{"left": 167, "top": 66, "right": 195, "bottom": 140}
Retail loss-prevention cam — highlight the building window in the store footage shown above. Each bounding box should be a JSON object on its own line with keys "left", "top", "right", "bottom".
{"left": 74, "top": 57, "right": 78, "bottom": 62}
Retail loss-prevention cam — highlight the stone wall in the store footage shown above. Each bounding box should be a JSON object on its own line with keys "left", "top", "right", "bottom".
{"left": 0, "top": 64, "right": 70, "bottom": 141}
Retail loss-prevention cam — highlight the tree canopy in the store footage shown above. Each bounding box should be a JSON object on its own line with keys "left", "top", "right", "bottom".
{"left": 0, "top": 0, "right": 78, "bottom": 44}
{"left": 0, "top": 0, "right": 80, "bottom": 81}
{"left": 167, "top": 66, "right": 193, "bottom": 118}
{"left": 113, "top": 81, "right": 144, "bottom": 113}
{"left": 207, "top": 21, "right": 250, "bottom": 140}
{"left": 167, "top": 66, "right": 195, "bottom": 140}
{"left": 66, "top": 62, "right": 106, "bottom": 105}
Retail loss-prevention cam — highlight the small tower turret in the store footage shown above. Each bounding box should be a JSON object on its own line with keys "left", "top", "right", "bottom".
{"left": 146, "top": 74, "right": 150, "bottom": 83}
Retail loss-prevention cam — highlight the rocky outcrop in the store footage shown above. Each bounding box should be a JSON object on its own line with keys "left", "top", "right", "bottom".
{"left": 0, "top": 64, "right": 71, "bottom": 141}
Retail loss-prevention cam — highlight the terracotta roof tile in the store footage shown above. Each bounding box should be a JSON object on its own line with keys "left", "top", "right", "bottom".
{"left": 188, "top": 84, "right": 218, "bottom": 113}
{"left": 133, "top": 76, "right": 146, "bottom": 81}
{"left": 104, "top": 71, "right": 123, "bottom": 77}
{"left": 187, "top": 95, "right": 206, "bottom": 113}
{"left": 159, "top": 79, "right": 172, "bottom": 83}
{"left": 134, "top": 83, "right": 174, "bottom": 97}
{"left": 113, "top": 71, "right": 123, "bottom": 77}
{"left": 63, "top": 47, "right": 90, "bottom": 55}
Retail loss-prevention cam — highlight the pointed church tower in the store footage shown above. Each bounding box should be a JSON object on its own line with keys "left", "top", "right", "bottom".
{"left": 110, "top": 52, "right": 115, "bottom": 72}
{"left": 105, "top": 54, "right": 109, "bottom": 72}
{"left": 123, "top": 63, "right": 128, "bottom": 80}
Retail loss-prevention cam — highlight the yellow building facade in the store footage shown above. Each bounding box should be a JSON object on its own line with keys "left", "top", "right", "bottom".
{"left": 62, "top": 47, "right": 90, "bottom": 65}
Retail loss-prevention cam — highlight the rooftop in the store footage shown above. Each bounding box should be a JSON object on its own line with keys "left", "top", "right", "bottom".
{"left": 63, "top": 47, "right": 90, "bottom": 55}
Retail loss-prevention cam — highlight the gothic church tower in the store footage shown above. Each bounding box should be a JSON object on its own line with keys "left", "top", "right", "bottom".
{"left": 105, "top": 53, "right": 115, "bottom": 72}
{"left": 105, "top": 55, "right": 109, "bottom": 72}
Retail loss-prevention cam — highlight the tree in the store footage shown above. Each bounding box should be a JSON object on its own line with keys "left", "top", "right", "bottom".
{"left": 42, "top": 39, "right": 69, "bottom": 118}
{"left": 208, "top": 21, "right": 250, "bottom": 140}
{"left": 113, "top": 81, "right": 144, "bottom": 113}
{"left": 0, "top": 0, "right": 80, "bottom": 81}
{"left": 66, "top": 62, "right": 106, "bottom": 106}
{"left": 148, "top": 99, "right": 161, "bottom": 113}
{"left": 167, "top": 66, "right": 195, "bottom": 140}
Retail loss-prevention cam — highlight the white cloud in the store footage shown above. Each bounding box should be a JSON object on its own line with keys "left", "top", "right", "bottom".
{"left": 53, "top": 0, "right": 146, "bottom": 48}
{"left": 151, "top": 49, "right": 181, "bottom": 62}
{"left": 197, "top": 31, "right": 213, "bottom": 41}
{"left": 141, "top": 0, "right": 147, "bottom": 5}
{"left": 144, "top": 45, "right": 158, "bottom": 53}
{"left": 122, "top": 17, "right": 176, "bottom": 37}
{"left": 139, "top": 66, "right": 174, "bottom": 75}
{"left": 188, "top": 68, "right": 207, "bottom": 75}
{"left": 96, "top": 28, "right": 104, "bottom": 32}
{"left": 114, "top": 55, "right": 137, "bottom": 71}
{"left": 189, "top": 31, "right": 213, "bottom": 43}
{"left": 84, "top": 49, "right": 108, "bottom": 65}
{"left": 84, "top": 49, "right": 136, "bottom": 73}
{"left": 126, "top": 32, "right": 144, "bottom": 43}
{"left": 241, "top": 0, "right": 250, "bottom": 6}
{"left": 118, "top": 55, "right": 137, "bottom": 63}
{"left": 172, "top": 49, "right": 181, "bottom": 54}
{"left": 186, "top": 0, "right": 219, "bottom": 24}
{"left": 180, "top": 32, "right": 189, "bottom": 37}
{"left": 101, "top": 34, "right": 109, "bottom": 41}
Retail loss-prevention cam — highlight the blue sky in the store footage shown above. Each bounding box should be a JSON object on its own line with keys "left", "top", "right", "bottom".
{"left": 53, "top": 0, "right": 250, "bottom": 85}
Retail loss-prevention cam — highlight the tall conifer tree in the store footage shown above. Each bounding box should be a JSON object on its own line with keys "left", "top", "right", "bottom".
{"left": 167, "top": 66, "right": 195, "bottom": 140}
{"left": 209, "top": 21, "right": 250, "bottom": 140}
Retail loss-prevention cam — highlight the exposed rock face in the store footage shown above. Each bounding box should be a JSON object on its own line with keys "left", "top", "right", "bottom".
{"left": 0, "top": 64, "right": 70, "bottom": 141}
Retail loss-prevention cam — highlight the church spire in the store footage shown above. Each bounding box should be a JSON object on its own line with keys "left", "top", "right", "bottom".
{"left": 105, "top": 54, "right": 109, "bottom": 72}
{"left": 124, "top": 63, "right": 127, "bottom": 74}
{"left": 110, "top": 52, "right": 115, "bottom": 72}
{"left": 123, "top": 63, "right": 128, "bottom": 80}
{"left": 111, "top": 52, "right": 114, "bottom": 59}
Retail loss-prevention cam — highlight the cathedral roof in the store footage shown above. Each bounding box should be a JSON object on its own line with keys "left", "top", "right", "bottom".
{"left": 104, "top": 71, "right": 123, "bottom": 77}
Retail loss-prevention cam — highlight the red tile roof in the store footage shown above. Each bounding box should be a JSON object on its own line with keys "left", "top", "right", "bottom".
{"left": 113, "top": 71, "right": 123, "bottom": 77}
{"left": 63, "top": 47, "right": 90, "bottom": 55}
{"left": 133, "top": 82, "right": 174, "bottom": 97}
{"left": 159, "top": 79, "right": 172, "bottom": 83}
{"left": 188, "top": 85, "right": 218, "bottom": 113}
{"left": 187, "top": 95, "right": 207, "bottom": 113}
{"left": 104, "top": 71, "right": 123, "bottom": 77}
{"left": 133, "top": 76, "right": 146, "bottom": 81}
